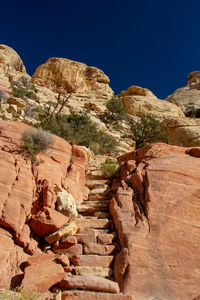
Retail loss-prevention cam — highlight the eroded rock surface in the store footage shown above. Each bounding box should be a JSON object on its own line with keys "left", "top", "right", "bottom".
{"left": 0, "top": 120, "right": 88, "bottom": 289}
{"left": 121, "top": 85, "right": 184, "bottom": 119}
{"left": 32, "top": 57, "right": 113, "bottom": 100}
{"left": 112, "top": 143, "right": 200, "bottom": 300}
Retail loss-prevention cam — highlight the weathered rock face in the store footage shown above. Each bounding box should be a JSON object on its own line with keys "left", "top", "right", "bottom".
{"left": 164, "top": 117, "right": 200, "bottom": 147}
{"left": 0, "top": 44, "right": 26, "bottom": 77}
{"left": 112, "top": 143, "right": 200, "bottom": 300}
{"left": 165, "top": 71, "right": 200, "bottom": 115}
{"left": 0, "top": 120, "right": 88, "bottom": 289}
{"left": 32, "top": 57, "right": 113, "bottom": 100}
{"left": 121, "top": 85, "right": 184, "bottom": 119}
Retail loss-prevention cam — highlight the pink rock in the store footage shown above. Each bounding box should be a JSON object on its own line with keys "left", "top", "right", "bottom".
{"left": 0, "top": 228, "right": 29, "bottom": 289}
{"left": 72, "top": 145, "right": 88, "bottom": 168}
{"left": 21, "top": 262, "right": 65, "bottom": 292}
{"left": 53, "top": 243, "right": 83, "bottom": 256}
{"left": 30, "top": 207, "right": 69, "bottom": 237}
{"left": 60, "top": 275, "right": 120, "bottom": 293}
{"left": 113, "top": 143, "right": 200, "bottom": 300}
{"left": 55, "top": 254, "right": 70, "bottom": 267}
{"left": 26, "top": 253, "right": 56, "bottom": 266}
{"left": 61, "top": 291, "right": 134, "bottom": 300}
{"left": 97, "top": 233, "right": 115, "bottom": 245}
{"left": 61, "top": 235, "right": 77, "bottom": 244}
{"left": 69, "top": 255, "right": 113, "bottom": 267}
{"left": 83, "top": 243, "right": 116, "bottom": 255}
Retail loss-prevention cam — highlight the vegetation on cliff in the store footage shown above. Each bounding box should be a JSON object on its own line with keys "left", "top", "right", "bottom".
{"left": 37, "top": 113, "right": 118, "bottom": 154}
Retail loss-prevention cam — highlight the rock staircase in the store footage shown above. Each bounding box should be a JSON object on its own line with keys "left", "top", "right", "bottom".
{"left": 58, "top": 166, "right": 132, "bottom": 299}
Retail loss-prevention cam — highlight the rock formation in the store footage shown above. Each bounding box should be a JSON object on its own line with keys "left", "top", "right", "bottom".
{"left": 165, "top": 71, "right": 200, "bottom": 115}
{"left": 121, "top": 85, "right": 185, "bottom": 119}
{"left": 112, "top": 143, "right": 200, "bottom": 300}
{"left": 32, "top": 57, "right": 113, "bottom": 101}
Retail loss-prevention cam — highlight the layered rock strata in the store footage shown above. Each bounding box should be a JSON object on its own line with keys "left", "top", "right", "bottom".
{"left": 112, "top": 143, "right": 200, "bottom": 300}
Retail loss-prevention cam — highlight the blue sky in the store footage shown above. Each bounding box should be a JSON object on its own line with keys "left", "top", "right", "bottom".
{"left": 1, "top": 0, "right": 200, "bottom": 99}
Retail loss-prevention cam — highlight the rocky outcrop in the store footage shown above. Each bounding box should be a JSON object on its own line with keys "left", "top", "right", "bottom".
{"left": 121, "top": 85, "right": 184, "bottom": 119}
{"left": 112, "top": 143, "right": 200, "bottom": 300}
{"left": 165, "top": 71, "right": 200, "bottom": 115}
{"left": 164, "top": 117, "right": 200, "bottom": 147}
{"left": 0, "top": 44, "right": 26, "bottom": 80}
{"left": 0, "top": 120, "right": 88, "bottom": 290}
{"left": 32, "top": 57, "right": 113, "bottom": 101}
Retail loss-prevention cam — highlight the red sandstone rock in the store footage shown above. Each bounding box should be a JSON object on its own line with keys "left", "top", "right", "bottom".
{"left": 113, "top": 143, "right": 200, "bottom": 300}
{"left": 61, "top": 291, "right": 134, "bottom": 300}
{"left": 55, "top": 254, "right": 70, "bottom": 266}
{"left": 83, "top": 242, "right": 116, "bottom": 255}
{"left": 30, "top": 207, "right": 69, "bottom": 237}
{"left": 21, "top": 262, "right": 65, "bottom": 292}
{"left": 0, "top": 120, "right": 88, "bottom": 290}
{"left": 98, "top": 233, "right": 115, "bottom": 245}
{"left": 75, "top": 228, "right": 97, "bottom": 244}
{"left": 60, "top": 275, "right": 120, "bottom": 293}
{"left": 0, "top": 228, "right": 30, "bottom": 288}
{"left": 69, "top": 255, "right": 114, "bottom": 267}
{"left": 53, "top": 243, "right": 83, "bottom": 255}
{"left": 61, "top": 235, "right": 77, "bottom": 244}
{"left": 25, "top": 253, "right": 55, "bottom": 266}
{"left": 186, "top": 147, "right": 200, "bottom": 157}
{"left": 72, "top": 145, "right": 88, "bottom": 168}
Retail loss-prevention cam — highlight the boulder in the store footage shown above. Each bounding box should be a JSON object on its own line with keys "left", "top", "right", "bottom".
{"left": 30, "top": 207, "right": 69, "bottom": 237}
{"left": 60, "top": 275, "right": 120, "bottom": 293}
{"left": 32, "top": 57, "right": 113, "bottom": 100}
{"left": 45, "top": 221, "right": 78, "bottom": 244}
{"left": 121, "top": 85, "right": 184, "bottom": 119}
{"left": 165, "top": 71, "right": 200, "bottom": 115}
{"left": 21, "top": 261, "right": 65, "bottom": 292}
{"left": 55, "top": 185, "right": 78, "bottom": 218}
{"left": 164, "top": 117, "right": 200, "bottom": 147}
{"left": 112, "top": 143, "right": 200, "bottom": 300}
{"left": 0, "top": 44, "right": 26, "bottom": 82}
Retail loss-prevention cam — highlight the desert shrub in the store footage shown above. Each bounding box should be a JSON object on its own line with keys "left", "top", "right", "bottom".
{"left": 21, "top": 128, "right": 53, "bottom": 164}
{"left": 130, "top": 115, "right": 169, "bottom": 149}
{"left": 103, "top": 96, "right": 127, "bottom": 122}
{"left": 184, "top": 105, "right": 200, "bottom": 118}
{"left": 0, "top": 289, "right": 39, "bottom": 300}
{"left": 37, "top": 114, "right": 118, "bottom": 154}
{"left": 101, "top": 158, "right": 120, "bottom": 178}
{"left": 11, "top": 76, "right": 38, "bottom": 100}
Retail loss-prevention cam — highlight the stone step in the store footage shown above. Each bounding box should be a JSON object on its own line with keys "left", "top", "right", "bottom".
{"left": 90, "top": 187, "right": 111, "bottom": 196}
{"left": 61, "top": 291, "right": 134, "bottom": 300}
{"left": 87, "top": 169, "right": 105, "bottom": 179}
{"left": 77, "top": 200, "right": 110, "bottom": 213}
{"left": 86, "top": 179, "right": 110, "bottom": 189}
{"left": 83, "top": 242, "right": 116, "bottom": 255}
{"left": 75, "top": 266, "right": 113, "bottom": 278}
{"left": 88, "top": 194, "right": 111, "bottom": 201}
{"left": 75, "top": 218, "right": 111, "bottom": 229}
{"left": 60, "top": 275, "right": 120, "bottom": 293}
{"left": 69, "top": 255, "right": 114, "bottom": 267}
{"left": 94, "top": 211, "right": 111, "bottom": 219}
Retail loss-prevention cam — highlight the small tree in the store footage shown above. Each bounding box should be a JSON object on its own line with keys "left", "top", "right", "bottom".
{"left": 130, "top": 115, "right": 169, "bottom": 149}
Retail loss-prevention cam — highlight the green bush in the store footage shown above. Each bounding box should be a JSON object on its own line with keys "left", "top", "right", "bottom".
{"left": 12, "top": 86, "right": 38, "bottom": 100}
{"left": 130, "top": 115, "right": 169, "bottom": 149}
{"left": 104, "top": 97, "right": 127, "bottom": 122}
{"left": 36, "top": 114, "right": 118, "bottom": 154}
{"left": 101, "top": 158, "right": 120, "bottom": 178}
{"left": 21, "top": 128, "right": 53, "bottom": 164}
{"left": 11, "top": 76, "right": 38, "bottom": 100}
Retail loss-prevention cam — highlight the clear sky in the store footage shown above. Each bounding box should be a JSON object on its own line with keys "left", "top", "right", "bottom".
{"left": 1, "top": 0, "right": 200, "bottom": 99}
